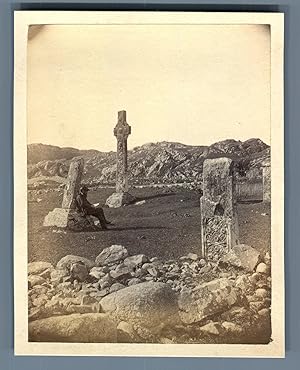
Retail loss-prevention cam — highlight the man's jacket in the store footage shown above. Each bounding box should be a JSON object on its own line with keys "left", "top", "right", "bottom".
{"left": 75, "top": 193, "right": 94, "bottom": 215}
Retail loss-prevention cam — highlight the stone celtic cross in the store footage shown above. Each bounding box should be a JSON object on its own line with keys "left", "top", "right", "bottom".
{"left": 114, "top": 110, "right": 131, "bottom": 193}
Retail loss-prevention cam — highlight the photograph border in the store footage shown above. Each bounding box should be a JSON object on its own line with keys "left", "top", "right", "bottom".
{"left": 14, "top": 10, "right": 284, "bottom": 357}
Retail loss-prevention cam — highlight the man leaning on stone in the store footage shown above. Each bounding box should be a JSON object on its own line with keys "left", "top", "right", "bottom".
{"left": 75, "top": 185, "right": 113, "bottom": 230}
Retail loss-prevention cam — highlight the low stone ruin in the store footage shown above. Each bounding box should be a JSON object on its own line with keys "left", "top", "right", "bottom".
{"left": 28, "top": 244, "right": 271, "bottom": 344}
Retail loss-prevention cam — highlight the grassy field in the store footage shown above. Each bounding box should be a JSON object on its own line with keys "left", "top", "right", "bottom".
{"left": 28, "top": 187, "right": 271, "bottom": 264}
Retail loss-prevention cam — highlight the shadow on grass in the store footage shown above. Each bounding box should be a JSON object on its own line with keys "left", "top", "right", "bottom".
{"left": 238, "top": 199, "right": 263, "bottom": 204}
{"left": 133, "top": 192, "right": 175, "bottom": 203}
{"left": 67, "top": 225, "right": 171, "bottom": 233}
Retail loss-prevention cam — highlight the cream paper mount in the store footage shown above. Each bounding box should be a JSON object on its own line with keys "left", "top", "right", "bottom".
{"left": 14, "top": 11, "right": 284, "bottom": 357}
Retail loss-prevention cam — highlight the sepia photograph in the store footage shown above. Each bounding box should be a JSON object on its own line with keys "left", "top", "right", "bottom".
{"left": 14, "top": 11, "right": 284, "bottom": 357}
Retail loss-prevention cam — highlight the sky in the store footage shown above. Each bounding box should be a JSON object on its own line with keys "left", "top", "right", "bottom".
{"left": 27, "top": 24, "right": 270, "bottom": 151}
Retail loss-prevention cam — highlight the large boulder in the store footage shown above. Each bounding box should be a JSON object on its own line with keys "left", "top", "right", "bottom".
{"left": 178, "top": 278, "right": 241, "bottom": 324}
{"left": 95, "top": 245, "right": 128, "bottom": 266}
{"left": 105, "top": 192, "right": 136, "bottom": 208}
{"left": 100, "top": 282, "right": 179, "bottom": 340}
{"left": 219, "top": 244, "right": 260, "bottom": 272}
{"left": 28, "top": 313, "right": 118, "bottom": 342}
{"left": 56, "top": 255, "right": 96, "bottom": 271}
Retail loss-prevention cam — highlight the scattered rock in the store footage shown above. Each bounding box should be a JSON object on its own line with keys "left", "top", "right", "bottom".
{"left": 222, "top": 321, "right": 243, "bottom": 334}
{"left": 110, "top": 265, "right": 132, "bottom": 280}
{"left": 28, "top": 262, "right": 54, "bottom": 276}
{"left": 95, "top": 245, "right": 128, "bottom": 266}
{"left": 28, "top": 275, "right": 46, "bottom": 288}
{"left": 255, "top": 288, "right": 269, "bottom": 299}
{"left": 50, "top": 268, "right": 69, "bottom": 284}
{"left": 178, "top": 278, "right": 240, "bottom": 324}
{"left": 127, "top": 278, "right": 142, "bottom": 286}
{"left": 70, "top": 262, "right": 89, "bottom": 282}
{"left": 134, "top": 200, "right": 146, "bottom": 206}
{"left": 28, "top": 313, "right": 118, "bottom": 342}
{"left": 256, "top": 262, "right": 270, "bottom": 274}
{"left": 110, "top": 283, "right": 126, "bottom": 293}
{"left": 56, "top": 255, "right": 95, "bottom": 271}
{"left": 200, "top": 322, "right": 222, "bottom": 335}
{"left": 219, "top": 244, "right": 261, "bottom": 272}
{"left": 124, "top": 254, "right": 148, "bottom": 269}
{"left": 89, "top": 267, "right": 105, "bottom": 280}
{"left": 235, "top": 275, "right": 250, "bottom": 291}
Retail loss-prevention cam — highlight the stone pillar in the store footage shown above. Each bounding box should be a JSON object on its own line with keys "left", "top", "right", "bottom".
{"left": 262, "top": 162, "right": 271, "bottom": 203}
{"left": 115, "top": 110, "right": 130, "bottom": 193}
{"left": 105, "top": 111, "right": 135, "bottom": 208}
{"left": 43, "top": 158, "right": 84, "bottom": 227}
{"left": 62, "top": 158, "right": 84, "bottom": 209}
{"left": 200, "top": 158, "right": 239, "bottom": 261}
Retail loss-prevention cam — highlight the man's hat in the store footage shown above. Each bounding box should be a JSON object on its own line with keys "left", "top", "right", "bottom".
{"left": 80, "top": 185, "right": 89, "bottom": 192}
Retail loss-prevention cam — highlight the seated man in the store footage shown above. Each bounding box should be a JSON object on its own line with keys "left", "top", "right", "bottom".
{"left": 75, "top": 185, "right": 112, "bottom": 230}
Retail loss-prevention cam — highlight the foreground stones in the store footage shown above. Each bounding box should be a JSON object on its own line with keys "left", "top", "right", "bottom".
{"left": 27, "top": 245, "right": 271, "bottom": 344}
{"left": 101, "top": 282, "right": 179, "bottom": 340}
{"left": 178, "top": 278, "right": 241, "bottom": 324}
{"left": 29, "top": 313, "right": 118, "bottom": 342}
{"left": 219, "top": 244, "right": 261, "bottom": 272}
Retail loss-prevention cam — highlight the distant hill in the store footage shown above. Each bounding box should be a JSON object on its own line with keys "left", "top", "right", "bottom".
{"left": 27, "top": 139, "right": 270, "bottom": 186}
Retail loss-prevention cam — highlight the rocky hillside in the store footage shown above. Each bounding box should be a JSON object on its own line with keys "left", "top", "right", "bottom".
{"left": 27, "top": 139, "right": 270, "bottom": 187}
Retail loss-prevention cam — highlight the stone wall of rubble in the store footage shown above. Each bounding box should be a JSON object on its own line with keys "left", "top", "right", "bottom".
{"left": 28, "top": 244, "right": 271, "bottom": 344}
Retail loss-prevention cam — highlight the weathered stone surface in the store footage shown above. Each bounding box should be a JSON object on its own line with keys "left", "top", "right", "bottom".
{"left": 219, "top": 244, "right": 260, "bottom": 272}
{"left": 95, "top": 245, "right": 128, "bottom": 266}
{"left": 43, "top": 208, "right": 74, "bottom": 228}
{"left": 70, "top": 262, "right": 89, "bottom": 282}
{"left": 256, "top": 262, "right": 270, "bottom": 274}
{"left": 57, "top": 255, "right": 95, "bottom": 271}
{"left": 28, "top": 262, "right": 54, "bottom": 275}
{"left": 89, "top": 267, "right": 106, "bottom": 280}
{"left": 127, "top": 278, "right": 142, "bottom": 286}
{"left": 28, "top": 313, "right": 118, "bottom": 342}
{"left": 62, "top": 158, "right": 84, "bottom": 209}
{"left": 178, "top": 278, "right": 240, "bottom": 324}
{"left": 105, "top": 192, "right": 136, "bottom": 208}
{"left": 117, "top": 321, "right": 141, "bottom": 342}
{"left": 43, "top": 158, "right": 84, "bottom": 227}
{"left": 28, "top": 275, "right": 46, "bottom": 288}
{"left": 124, "top": 254, "right": 148, "bottom": 269}
{"left": 255, "top": 288, "right": 269, "bottom": 299}
{"left": 200, "top": 158, "right": 239, "bottom": 260}
{"left": 262, "top": 160, "right": 271, "bottom": 203}
{"left": 105, "top": 111, "right": 135, "bottom": 208}
{"left": 110, "top": 265, "right": 132, "bottom": 280}
{"left": 200, "top": 322, "right": 222, "bottom": 335}
{"left": 222, "top": 321, "right": 243, "bottom": 334}
{"left": 110, "top": 283, "right": 126, "bottom": 293}
{"left": 50, "top": 268, "right": 69, "bottom": 284}
{"left": 114, "top": 110, "right": 131, "bottom": 194}
{"left": 100, "top": 282, "right": 179, "bottom": 337}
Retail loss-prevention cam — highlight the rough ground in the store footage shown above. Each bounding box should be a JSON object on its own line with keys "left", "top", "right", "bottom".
{"left": 28, "top": 187, "right": 270, "bottom": 265}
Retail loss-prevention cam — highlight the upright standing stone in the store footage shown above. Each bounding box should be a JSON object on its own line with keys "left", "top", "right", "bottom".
{"left": 43, "top": 158, "right": 85, "bottom": 227}
{"left": 62, "top": 158, "right": 84, "bottom": 209}
{"left": 106, "top": 111, "right": 135, "bottom": 208}
{"left": 262, "top": 159, "right": 271, "bottom": 203}
{"left": 200, "top": 158, "right": 239, "bottom": 261}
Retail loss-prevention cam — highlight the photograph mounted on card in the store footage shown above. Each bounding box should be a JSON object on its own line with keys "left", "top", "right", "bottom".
{"left": 14, "top": 11, "right": 284, "bottom": 357}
